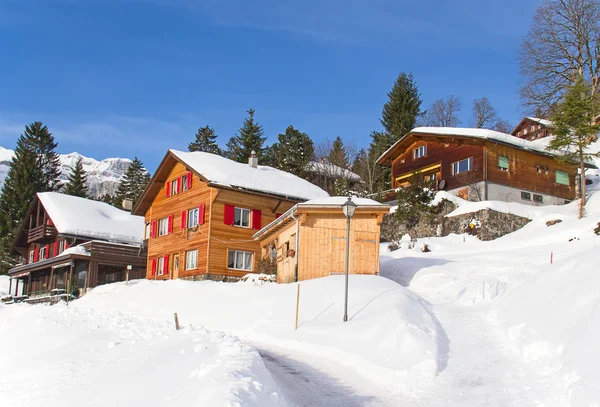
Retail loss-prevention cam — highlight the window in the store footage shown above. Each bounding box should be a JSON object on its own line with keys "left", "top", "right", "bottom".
{"left": 413, "top": 145, "right": 427, "bottom": 159}
{"left": 182, "top": 174, "right": 189, "bottom": 191}
{"left": 145, "top": 222, "right": 151, "bottom": 239}
{"left": 158, "top": 218, "right": 169, "bottom": 236}
{"left": 59, "top": 240, "right": 66, "bottom": 253}
{"left": 556, "top": 170, "right": 569, "bottom": 186}
{"left": 29, "top": 250, "right": 34, "bottom": 263}
{"left": 185, "top": 250, "right": 198, "bottom": 270}
{"left": 498, "top": 156, "right": 509, "bottom": 171}
{"left": 39, "top": 246, "right": 46, "bottom": 260}
{"left": 228, "top": 250, "right": 253, "bottom": 271}
{"left": 452, "top": 157, "right": 472, "bottom": 175}
{"left": 156, "top": 257, "right": 167, "bottom": 276}
{"left": 533, "top": 194, "right": 543, "bottom": 203}
{"left": 524, "top": 128, "right": 528, "bottom": 135}
{"left": 521, "top": 191, "right": 531, "bottom": 200}
{"left": 234, "top": 207, "right": 251, "bottom": 228}
{"left": 536, "top": 165, "right": 549, "bottom": 175}
{"left": 170, "top": 180, "right": 178, "bottom": 195}
{"left": 188, "top": 208, "right": 199, "bottom": 228}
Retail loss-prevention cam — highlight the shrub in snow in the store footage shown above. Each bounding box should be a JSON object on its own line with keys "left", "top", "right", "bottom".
{"left": 395, "top": 173, "right": 438, "bottom": 229}
{"left": 239, "top": 274, "right": 277, "bottom": 285}
{"left": 595, "top": 222, "right": 600, "bottom": 235}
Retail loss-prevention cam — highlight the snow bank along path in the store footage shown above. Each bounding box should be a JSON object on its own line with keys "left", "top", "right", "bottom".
{"left": 0, "top": 301, "right": 283, "bottom": 407}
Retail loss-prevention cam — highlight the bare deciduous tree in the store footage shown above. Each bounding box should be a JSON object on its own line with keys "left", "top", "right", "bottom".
{"left": 471, "top": 97, "right": 498, "bottom": 128}
{"left": 493, "top": 118, "right": 513, "bottom": 133}
{"left": 421, "top": 95, "right": 462, "bottom": 127}
{"left": 519, "top": 0, "right": 600, "bottom": 115}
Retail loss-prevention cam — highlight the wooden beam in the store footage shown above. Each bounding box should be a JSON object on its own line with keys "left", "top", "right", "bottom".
{"left": 272, "top": 200, "right": 283, "bottom": 214}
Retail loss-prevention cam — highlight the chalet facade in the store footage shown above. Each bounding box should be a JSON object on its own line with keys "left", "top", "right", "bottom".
{"left": 377, "top": 127, "right": 595, "bottom": 205}
{"left": 253, "top": 197, "right": 389, "bottom": 283}
{"left": 7, "top": 193, "right": 146, "bottom": 300}
{"left": 132, "top": 150, "right": 329, "bottom": 282}
{"left": 511, "top": 117, "right": 554, "bottom": 141}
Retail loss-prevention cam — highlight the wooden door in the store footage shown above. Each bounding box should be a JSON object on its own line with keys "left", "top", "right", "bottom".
{"left": 173, "top": 254, "right": 180, "bottom": 279}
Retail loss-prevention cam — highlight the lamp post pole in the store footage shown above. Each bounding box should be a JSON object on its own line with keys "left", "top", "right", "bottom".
{"left": 341, "top": 196, "right": 357, "bottom": 323}
{"left": 343, "top": 213, "right": 351, "bottom": 322}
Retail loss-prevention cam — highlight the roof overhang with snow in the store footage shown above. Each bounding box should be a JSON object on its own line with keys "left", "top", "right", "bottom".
{"left": 133, "top": 150, "right": 329, "bottom": 215}
{"left": 376, "top": 127, "right": 597, "bottom": 168}
{"left": 252, "top": 197, "right": 390, "bottom": 241}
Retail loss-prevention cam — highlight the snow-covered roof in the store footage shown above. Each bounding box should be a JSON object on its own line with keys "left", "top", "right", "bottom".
{"left": 253, "top": 196, "right": 389, "bottom": 240}
{"left": 526, "top": 117, "right": 554, "bottom": 127}
{"left": 378, "top": 126, "right": 596, "bottom": 167}
{"left": 300, "top": 196, "right": 387, "bottom": 207}
{"left": 38, "top": 192, "right": 144, "bottom": 245}
{"left": 170, "top": 150, "right": 329, "bottom": 201}
{"left": 306, "top": 161, "right": 362, "bottom": 182}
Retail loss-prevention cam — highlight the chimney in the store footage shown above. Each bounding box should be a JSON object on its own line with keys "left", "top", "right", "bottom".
{"left": 248, "top": 150, "right": 258, "bottom": 168}
{"left": 122, "top": 199, "right": 133, "bottom": 211}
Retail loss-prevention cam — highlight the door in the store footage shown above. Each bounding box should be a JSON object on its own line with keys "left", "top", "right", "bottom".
{"left": 173, "top": 254, "right": 180, "bottom": 279}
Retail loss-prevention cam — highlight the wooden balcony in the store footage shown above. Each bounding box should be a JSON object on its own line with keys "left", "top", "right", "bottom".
{"left": 27, "top": 225, "right": 58, "bottom": 243}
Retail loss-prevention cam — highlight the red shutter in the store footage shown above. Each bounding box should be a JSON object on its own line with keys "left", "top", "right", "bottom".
{"left": 177, "top": 177, "right": 182, "bottom": 193}
{"left": 65, "top": 240, "right": 69, "bottom": 250}
{"left": 187, "top": 172, "right": 193, "bottom": 189}
{"left": 34, "top": 248, "right": 39, "bottom": 262}
{"left": 276, "top": 213, "right": 282, "bottom": 219}
{"left": 45, "top": 244, "right": 50, "bottom": 259}
{"left": 47, "top": 218, "right": 54, "bottom": 226}
{"left": 163, "top": 255, "right": 169, "bottom": 274}
{"left": 151, "top": 258, "right": 157, "bottom": 276}
{"left": 252, "top": 209, "right": 262, "bottom": 230}
{"left": 151, "top": 220, "right": 157, "bottom": 238}
{"left": 53, "top": 241, "right": 58, "bottom": 256}
{"left": 165, "top": 181, "right": 170, "bottom": 197}
{"left": 198, "top": 204, "right": 205, "bottom": 225}
{"left": 181, "top": 210, "right": 187, "bottom": 230}
{"left": 224, "top": 204, "right": 235, "bottom": 225}
{"left": 168, "top": 215, "right": 173, "bottom": 233}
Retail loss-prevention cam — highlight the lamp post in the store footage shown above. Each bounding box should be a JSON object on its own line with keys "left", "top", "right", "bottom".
{"left": 341, "top": 196, "right": 357, "bottom": 322}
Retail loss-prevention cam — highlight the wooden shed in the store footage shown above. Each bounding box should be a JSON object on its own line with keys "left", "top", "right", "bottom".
{"left": 253, "top": 197, "right": 390, "bottom": 283}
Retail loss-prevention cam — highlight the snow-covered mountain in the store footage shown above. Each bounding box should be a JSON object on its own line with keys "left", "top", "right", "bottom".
{"left": 0, "top": 146, "right": 132, "bottom": 199}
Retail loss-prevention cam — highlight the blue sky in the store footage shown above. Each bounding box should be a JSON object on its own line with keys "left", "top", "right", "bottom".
{"left": 0, "top": 0, "right": 539, "bottom": 171}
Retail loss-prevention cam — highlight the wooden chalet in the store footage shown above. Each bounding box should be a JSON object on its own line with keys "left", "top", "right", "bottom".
{"left": 132, "top": 150, "right": 329, "bottom": 282}
{"left": 7, "top": 192, "right": 146, "bottom": 300}
{"left": 511, "top": 117, "right": 554, "bottom": 141}
{"left": 253, "top": 197, "right": 389, "bottom": 283}
{"left": 377, "top": 127, "right": 595, "bottom": 205}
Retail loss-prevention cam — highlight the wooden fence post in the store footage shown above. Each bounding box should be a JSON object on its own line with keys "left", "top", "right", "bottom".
{"left": 174, "top": 313, "right": 180, "bottom": 330}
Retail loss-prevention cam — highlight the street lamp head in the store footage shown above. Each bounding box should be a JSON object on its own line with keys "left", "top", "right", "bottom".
{"left": 341, "top": 196, "right": 357, "bottom": 218}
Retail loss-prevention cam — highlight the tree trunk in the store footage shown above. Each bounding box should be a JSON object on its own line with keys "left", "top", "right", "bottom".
{"left": 579, "top": 158, "right": 587, "bottom": 219}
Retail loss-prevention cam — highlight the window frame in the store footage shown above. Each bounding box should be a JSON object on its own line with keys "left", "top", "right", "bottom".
{"left": 413, "top": 145, "right": 427, "bottom": 159}
{"left": 29, "top": 250, "right": 34, "bottom": 263}
{"left": 185, "top": 250, "right": 198, "bottom": 270}
{"left": 182, "top": 174, "right": 189, "bottom": 191}
{"left": 533, "top": 194, "right": 543, "bottom": 203}
{"left": 59, "top": 240, "right": 66, "bottom": 253}
{"left": 145, "top": 222, "right": 151, "bottom": 239}
{"left": 521, "top": 191, "right": 531, "bottom": 201}
{"left": 188, "top": 207, "right": 199, "bottom": 228}
{"left": 498, "top": 156, "right": 509, "bottom": 172}
{"left": 227, "top": 249, "right": 253, "bottom": 271}
{"left": 170, "top": 179, "right": 178, "bottom": 195}
{"left": 158, "top": 217, "right": 169, "bottom": 236}
{"left": 233, "top": 207, "right": 251, "bottom": 228}
{"left": 39, "top": 246, "right": 46, "bottom": 260}
{"left": 452, "top": 157, "right": 473, "bottom": 175}
{"left": 555, "top": 170, "right": 570, "bottom": 186}
{"left": 157, "top": 256, "right": 166, "bottom": 276}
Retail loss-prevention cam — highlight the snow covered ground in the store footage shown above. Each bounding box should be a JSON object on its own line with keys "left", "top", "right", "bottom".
{"left": 1, "top": 176, "right": 600, "bottom": 406}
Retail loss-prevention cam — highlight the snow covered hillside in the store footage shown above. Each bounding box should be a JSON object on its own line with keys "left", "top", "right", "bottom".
{"left": 0, "top": 146, "right": 132, "bottom": 199}
{"left": 380, "top": 177, "right": 600, "bottom": 406}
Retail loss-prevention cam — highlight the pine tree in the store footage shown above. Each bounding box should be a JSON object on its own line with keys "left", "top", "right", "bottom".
{"left": 548, "top": 77, "right": 600, "bottom": 218}
{"left": 380, "top": 73, "right": 422, "bottom": 140}
{"left": 0, "top": 122, "right": 61, "bottom": 274}
{"left": 188, "top": 125, "right": 222, "bottom": 155}
{"left": 328, "top": 137, "right": 350, "bottom": 195}
{"left": 63, "top": 157, "right": 89, "bottom": 198}
{"left": 271, "top": 125, "right": 314, "bottom": 177}
{"left": 113, "top": 157, "right": 151, "bottom": 210}
{"left": 225, "top": 109, "right": 267, "bottom": 163}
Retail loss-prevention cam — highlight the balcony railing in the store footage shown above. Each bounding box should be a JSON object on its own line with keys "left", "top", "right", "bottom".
{"left": 27, "top": 225, "right": 58, "bottom": 243}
